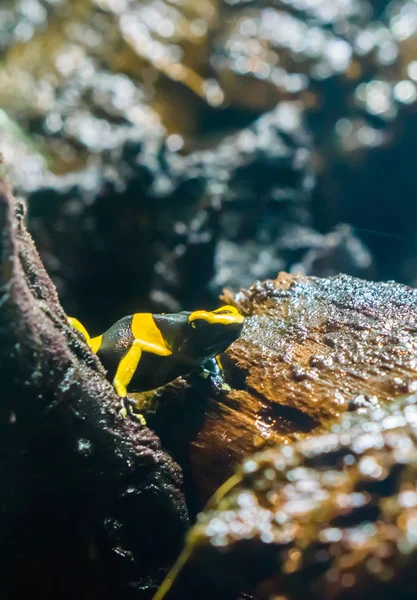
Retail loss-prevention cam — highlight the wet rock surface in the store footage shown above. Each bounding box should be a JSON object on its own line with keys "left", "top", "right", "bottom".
{"left": 181, "top": 393, "right": 417, "bottom": 600}
{"left": 150, "top": 273, "right": 417, "bottom": 504}
{"left": 0, "top": 180, "right": 188, "bottom": 599}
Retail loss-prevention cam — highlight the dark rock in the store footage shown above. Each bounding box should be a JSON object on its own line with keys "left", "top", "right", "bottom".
{"left": 0, "top": 180, "right": 188, "bottom": 599}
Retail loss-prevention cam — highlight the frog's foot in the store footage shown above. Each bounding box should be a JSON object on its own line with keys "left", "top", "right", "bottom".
{"left": 199, "top": 357, "right": 222, "bottom": 377}
{"left": 199, "top": 368, "right": 211, "bottom": 380}
{"left": 220, "top": 381, "right": 232, "bottom": 392}
{"left": 119, "top": 406, "right": 128, "bottom": 419}
{"left": 197, "top": 358, "right": 231, "bottom": 392}
{"left": 118, "top": 397, "right": 147, "bottom": 426}
{"left": 130, "top": 411, "right": 147, "bottom": 427}
{"left": 199, "top": 371, "right": 231, "bottom": 391}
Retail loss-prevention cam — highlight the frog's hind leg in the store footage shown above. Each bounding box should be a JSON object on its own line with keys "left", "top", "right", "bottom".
{"left": 68, "top": 317, "right": 102, "bottom": 354}
{"left": 113, "top": 338, "right": 172, "bottom": 424}
{"left": 113, "top": 338, "right": 172, "bottom": 398}
{"left": 113, "top": 342, "right": 144, "bottom": 399}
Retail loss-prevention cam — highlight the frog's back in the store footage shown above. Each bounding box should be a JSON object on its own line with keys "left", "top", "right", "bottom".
{"left": 128, "top": 311, "right": 198, "bottom": 391}
{"left": 97, "top": 311, "right": 194, "bottom": 391}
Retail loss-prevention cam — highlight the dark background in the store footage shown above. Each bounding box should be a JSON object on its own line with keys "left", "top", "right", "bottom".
{"left": 2, "top": 0, "right": 417, "bottom": 332}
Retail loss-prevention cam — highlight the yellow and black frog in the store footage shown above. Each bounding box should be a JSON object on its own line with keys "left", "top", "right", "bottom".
{"left": 69, "top": 305, "right": 244, "bottom": 423}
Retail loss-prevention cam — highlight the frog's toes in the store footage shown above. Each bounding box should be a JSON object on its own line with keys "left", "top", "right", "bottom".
{"left": 118, "top": 397, "right": 147, "bottom": 426}
{"left": 199, "top": 368, "right": 211, "bottom": 380}
{"left": 119, "top": 405, "right": 128, "bottom": 419}
{"left": 133, "top": 412, "right": 147, "bottom": 427}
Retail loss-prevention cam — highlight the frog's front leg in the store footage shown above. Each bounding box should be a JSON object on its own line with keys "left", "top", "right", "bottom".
{"left": 198, "top": 356, "right": 231, "bottom": 392}
{"left": 199, "top": 357, "right": 221, "bottom": 377}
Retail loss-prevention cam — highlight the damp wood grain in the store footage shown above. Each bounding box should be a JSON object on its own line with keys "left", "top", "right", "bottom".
{"left": 150, "top": 272, "right": 417, "bottom": 504}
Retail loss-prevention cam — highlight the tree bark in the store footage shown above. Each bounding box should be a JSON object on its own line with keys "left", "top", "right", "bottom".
{"left": 0, "top": 180, "right": 188, "bottom": 599}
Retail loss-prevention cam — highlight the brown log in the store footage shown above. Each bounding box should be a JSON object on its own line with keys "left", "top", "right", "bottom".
{"left": 150, "top": 273, "right": 417, "bottom": 504}
{"left": 186, "top": 393, "right": 417, "bottom": 600}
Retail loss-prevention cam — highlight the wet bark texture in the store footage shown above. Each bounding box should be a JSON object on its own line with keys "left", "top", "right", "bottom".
{"left": 0, "top": 180, "right": 188, "bottom": 599}
{"left": 188, "top": 394, "right": 417, "bottom": 600}
{"left": 151, "top": 273, "right": 417, "bottom": 504}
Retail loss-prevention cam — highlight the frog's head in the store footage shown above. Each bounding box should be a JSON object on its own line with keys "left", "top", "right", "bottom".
{"left": 184, "top": 305, "right": 245, "bottom": 361}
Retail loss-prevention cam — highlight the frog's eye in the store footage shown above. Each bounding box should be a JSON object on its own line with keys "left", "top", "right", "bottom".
{"left": 190, "top": 319, "right": 206, "bottom": 330}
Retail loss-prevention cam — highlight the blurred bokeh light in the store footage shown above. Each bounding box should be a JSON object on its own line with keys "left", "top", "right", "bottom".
{"left": 2, "top": 0, "right": 417, "bottom": 329}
